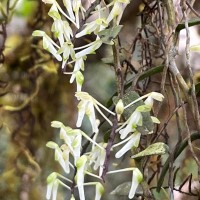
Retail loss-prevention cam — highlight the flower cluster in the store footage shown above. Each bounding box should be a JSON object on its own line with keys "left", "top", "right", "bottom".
{"left": 46, "top": 121, "right": 106, "bottom": 200}
{"left": 33, "top": 0, "right": 165, "bottom": 200}
{"left": 33, "top": 0, "right": 130, "bottom": 92}
{"left": 114, "top": 92, "right": 164, "bottom": 159}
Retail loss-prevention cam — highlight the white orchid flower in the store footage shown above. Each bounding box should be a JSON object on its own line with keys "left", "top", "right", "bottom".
{"left": 42, "top": 0, "right": 76, "bottom": 26}
{"left": 46, "top": 172, "right": 59, "bottom": 200}
{"left": 48, "top": 5, "right": 73, "bottom": 45}
{"left": 118, "top": 110, "right": 142, "bottom": 139}
{"left": 51, "top": 19, "right": 65, "bottom": 46}
{"left": 107, "top": 167, "right": 143, "bottom": 199}
{"left": 64, "top": 67, "right": 84, "bottom": 92}
{"left": 77, "top": 98, "right": 98, "bottom": 133}
{"left": 32, "top": 30, "right": 62, "bottom": 61}
{"left": 144, "top": 92, "right": 164, "bottom": 108}
{"left": 124, "top": 92, "right": 164, "bottom": 109}
{"left": 51, "top": 20, "right": 74, "bottom": 46}
{"left": 129, "top": 168, "right": 143, "bottom": 199}
{"left": 115, "top": 132, "right": 141, "bottom": 158}
{"left": 63, "top": 21, "right": 73, "bottom": 41}
{"left": 106, "top": 0, "right": 130, "bottom": 24}
{"left": 46, "top": 141, "right": 70, "bottom": 173}
{"left": 46, "top": 172, "right": 73, "bottom": 200}
{"left": 75, "top": 39, "right": 103, "bottom": 59}
{"left": 57, "top": 41, "right": 75, "bottom": 70}
{"left": 51, "top": 121, "right": 104, "bottom": 162}
{"left": 75, "top": 92, "right": 115, "bottom": 133}
{"left": 89, "top": 143, "right": 106, "bottom": 176}
{"left": 71, "top": 132, "right": 82, "bottom": 162}
{"left": 64, "top": 57, "right": 85, "bottom": 91}
{"left": 60, "top": 144, "right": 71, "bottom": 173}
{"left": 76, "top": 18, "right": 108, "bottom": 38}
{"left": 76, "top": 155, "right": 88, "bottom": 200}
{"left": 69, "top": 57, "right": 85, "bottom": 83}
{"left": 51, "top": 123, "right": 81, "bottom": 163}
{"left": 118, "top": 104, "right": 153, "bottom": 139}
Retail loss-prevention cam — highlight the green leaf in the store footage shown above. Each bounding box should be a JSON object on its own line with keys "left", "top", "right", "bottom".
{"left": 113, "top": 91, "right": 154, "bottom": 134}
{"left": 97, "top": 25, "right": 123, "bottom": 44}
{"left": 194, "top": 82, "right": 200, "bottom": 95}
{"left": 131, "top": 142, "right": 169, "bottom": 159}
{"left": 188, "top": 82, "right": 200, "bottom": 96}
{"left": 175, "top": 18, "right": 200, "bottom": 32}
{"left": 110, "top": 182, "right": 133, "bottom": 196}
{"left": 152, "top": 187, "right": 170, "bottom": 200}
{"left": 106, "top": 65, "right": 164, "bottom": 108}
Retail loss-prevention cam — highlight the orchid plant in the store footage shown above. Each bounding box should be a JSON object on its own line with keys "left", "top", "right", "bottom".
{"left": 33, "top": 0, "right": 166, "bottom": 199}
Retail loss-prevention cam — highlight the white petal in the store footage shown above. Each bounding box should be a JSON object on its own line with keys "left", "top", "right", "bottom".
{"left": 61, "top": 59, "right": 67, "bottom": 70}
{"left": 87, "top": 102, "right": 98, "bottom": 133}
{"left": 106, "top": 2, "right": 121, "bottom": 24}
{"left": 119, "top": 125, "right": 132, "bottom": 140}
{"left": 46, "top": 182, "right": 53, "bottom": 199}
{"left": 129, "top": 168, "right": 143, "bottom": 199}
{"left": 115, "top": 132, "right": 141, "bottom": 158}
{"left": 76, "top": 155, "right": 87, "bottom": 200}
{"left": 75, "top": 40, "right": 102, "bottom": 58}
{"left": 129, "top": 173, "right": 138, "bottom": 199}
{"left": 63, "top": 149, "right": 70, "bottom": 173}
{"left": 63, "top": 0, "right": 75, "bottom": 21}
{"left": 55, "top": 148, "right": 68, "bottom": 173}
{"left": 76, "top": 22, "right": 97, "bottom": 38}
{"left": 95, "top": 183, "right": 104, "bottom": 200}
{"left": 52, "top": 180, "right": 59, "bottom": 200}
{"left": 144, "top": 97, "right": 153, "bottom": 108}
{"left": 150, "top": 92, "right": 164, "bottom": 101}
{"left": 72, "top": 134, "right": 82, "bottom": 162}
{"left": 76, "top": 101, "right": 87, "bottom": 127}
{"left": 119, "top": 111, "right": 142, "bottom": 139}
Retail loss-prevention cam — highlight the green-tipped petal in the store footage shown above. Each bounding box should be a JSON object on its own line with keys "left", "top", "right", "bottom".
{"left": 95, "top": 183, "right": 104, "bottom": 200}
{"left": 51, "top": 121, "right": 63, "bottom": 128}
{"left": 129, "top": 168, "right": 143, "bottom": 199}
{"left": 46, "top": 141, "right": 58, "bottom": 149}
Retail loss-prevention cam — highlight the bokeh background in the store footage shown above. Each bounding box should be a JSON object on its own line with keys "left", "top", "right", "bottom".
{"left": 1, "top": 0, "right": 200, "bottom": 200}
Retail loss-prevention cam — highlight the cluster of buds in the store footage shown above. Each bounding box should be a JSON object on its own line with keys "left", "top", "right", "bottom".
{"left": 33, "top": 1, "right": 165, "bottom": 200}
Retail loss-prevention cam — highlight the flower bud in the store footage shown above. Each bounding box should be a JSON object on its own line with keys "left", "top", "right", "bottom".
{"left": 47, "top": 172, "right": 57, "bottom": 184}
{"left": 76, "top": 71, "right": 84, "bottom": 91}
{"left": 115, "top": 99, "right": 124, "bottom": 121}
